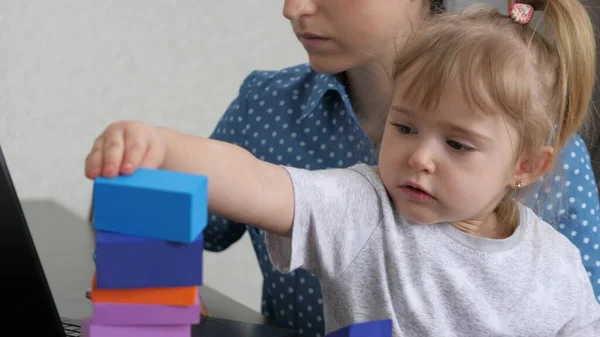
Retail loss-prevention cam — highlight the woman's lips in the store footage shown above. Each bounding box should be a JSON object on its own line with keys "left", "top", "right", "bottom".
{"left": 297, "top": 33, "right": 330, "bottom": 50}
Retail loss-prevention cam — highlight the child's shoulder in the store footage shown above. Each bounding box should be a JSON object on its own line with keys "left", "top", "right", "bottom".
{"left": 519, "top": 203, "right": 583, "bottom": 259}
{"left": 284, "top": 163, "right": 388, "bottom": 204}
{"left": 289, "top": 163, "right": 383, "bottom": 191}
{"left": 346, "top": 163, "right": 385, "bottom": 188}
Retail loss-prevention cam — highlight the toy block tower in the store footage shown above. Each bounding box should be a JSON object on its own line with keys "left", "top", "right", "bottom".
{"left": 82, "top": 168, "right": 208, "bottom": 337}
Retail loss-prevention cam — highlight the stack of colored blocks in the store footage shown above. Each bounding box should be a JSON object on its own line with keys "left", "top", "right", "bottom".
{"left": 82, "top": 168, "right": 209, "bottom": 337}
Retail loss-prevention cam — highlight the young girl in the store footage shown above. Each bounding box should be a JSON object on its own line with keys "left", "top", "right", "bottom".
{"left": 200, "top": 1, "right": 600, "bottom": 335}
{"left": 84, "top": 1, "right": 600, "bottom": 336}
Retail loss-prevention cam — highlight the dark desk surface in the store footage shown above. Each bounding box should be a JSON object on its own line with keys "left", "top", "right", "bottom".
{"left": 21, "top": 198, "right": 271, "bottom": 326}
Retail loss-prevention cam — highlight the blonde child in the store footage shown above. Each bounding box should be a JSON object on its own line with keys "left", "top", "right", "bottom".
{"left": 84, "top": 1, "right": 600, "bottom": 335}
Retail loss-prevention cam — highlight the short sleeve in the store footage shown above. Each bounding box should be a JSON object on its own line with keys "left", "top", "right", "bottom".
{"left": 203, "top": 72, "right": 258, "bottom": 251}
{"left": 265, "top": 165, "right": 386, "bottom": 283}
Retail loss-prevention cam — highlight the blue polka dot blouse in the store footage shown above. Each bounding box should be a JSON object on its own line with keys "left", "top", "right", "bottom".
{"left": 205, "top": 63, "right": 600, "bottom": 337}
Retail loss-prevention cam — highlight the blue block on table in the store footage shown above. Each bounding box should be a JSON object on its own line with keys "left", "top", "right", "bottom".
{"left": 325, "top": 320, "right": 392, "bottom": 337}
{"left": 94, "top": 230, "right": 204, "bottom": 289}
{"left": 93, "top": 168, "right": 208, "bottom": 243}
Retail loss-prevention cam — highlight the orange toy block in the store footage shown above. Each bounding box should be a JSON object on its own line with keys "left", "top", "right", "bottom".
{"left": 90, "top": 273, "right": 197, "bottom": 306}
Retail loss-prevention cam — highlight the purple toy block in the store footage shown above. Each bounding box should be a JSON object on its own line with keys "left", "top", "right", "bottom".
{"left": 82, "top": 317, "right": 191, "bottom": 337}
{"left": 95, "top": 230, "right": 203, "bottom": 289}
{"left": 325, "top": 319, "right": 392, "bottom": 337}
{"left": 92, "top": 297, "right": 201, "bottom": 325}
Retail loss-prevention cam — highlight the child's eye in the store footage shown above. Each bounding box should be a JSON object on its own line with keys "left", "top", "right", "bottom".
{"left": 447, "top": 140, "right": 474, "bottom": 152}
{"left": 395, "top": 124, "right": 414, "bottom": 135}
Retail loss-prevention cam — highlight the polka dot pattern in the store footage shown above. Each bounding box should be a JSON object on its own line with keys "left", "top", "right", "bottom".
{"left": 203, "top": 63, "right": 600, "bottom": 336}
{"left": 527, "top": 136, "right": 600, "bottom": 302}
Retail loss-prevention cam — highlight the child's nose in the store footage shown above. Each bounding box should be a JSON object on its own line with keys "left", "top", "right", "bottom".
{"left": 408, "top": 145, "right": 435, "bottom": 173}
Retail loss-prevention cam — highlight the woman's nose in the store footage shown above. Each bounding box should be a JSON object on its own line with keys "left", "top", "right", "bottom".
{"left": 283, "top": 0, "right": 317, "bottom": 21}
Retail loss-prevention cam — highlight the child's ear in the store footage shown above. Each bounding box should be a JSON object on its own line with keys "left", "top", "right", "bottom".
{"left": 512, "top": 146, "right": 554, "bottom": 188}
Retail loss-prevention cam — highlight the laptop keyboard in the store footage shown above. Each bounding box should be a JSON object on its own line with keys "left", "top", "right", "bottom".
{"left": 63, "top": 322, "right": 81, "bottom": 336}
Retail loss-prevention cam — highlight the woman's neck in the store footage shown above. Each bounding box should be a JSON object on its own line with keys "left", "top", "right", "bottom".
{"left": 343, "top": 61, "right": 394, "bottom": 148}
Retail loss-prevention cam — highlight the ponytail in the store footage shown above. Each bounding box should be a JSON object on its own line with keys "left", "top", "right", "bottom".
{"left": 521, "top": 0, "right": 596, "bottom": 150}
{"left": 499, "top": 0, "right": 596, "bottom": 231}
{"left": 499, "top": 0, "right": 597, "bottom": 232}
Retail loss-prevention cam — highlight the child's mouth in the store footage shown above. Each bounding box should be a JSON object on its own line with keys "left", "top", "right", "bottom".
{"left": 400, "top": 184, "right": 434, "bottom": 201}
{"left": 407, "top": 186, "right": 424, "bottom": 192}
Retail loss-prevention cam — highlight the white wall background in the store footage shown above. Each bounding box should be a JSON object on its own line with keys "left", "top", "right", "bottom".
{"left": 1, "top": 0, "right": 507, "bottom": 312}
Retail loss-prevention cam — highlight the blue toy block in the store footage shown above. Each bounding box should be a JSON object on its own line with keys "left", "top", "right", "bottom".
{"left": 325, "top": 319, "right": 392, "bottom": 337}
{"left": 95, "top": 230, "right": 204, "bottom": 289}
{"left": 93, "top": 168, "right": 208, "bottom": 243}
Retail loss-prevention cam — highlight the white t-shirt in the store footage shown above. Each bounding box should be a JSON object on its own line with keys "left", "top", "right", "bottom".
{"left": 266, "top": 164, "right": 600, "bottom": 336}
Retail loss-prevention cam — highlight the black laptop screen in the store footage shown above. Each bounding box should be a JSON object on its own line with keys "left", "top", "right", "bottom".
{"left": 0, "top": 146, "right": 66, "bottom": 335}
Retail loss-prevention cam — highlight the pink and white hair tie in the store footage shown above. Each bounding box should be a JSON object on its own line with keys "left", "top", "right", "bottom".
{"left": 509, "top": 3, "right": 534, "bottom": 25}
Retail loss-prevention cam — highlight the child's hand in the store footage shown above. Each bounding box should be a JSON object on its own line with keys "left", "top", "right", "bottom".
{"left": 84, "top": 121, "right": 166, "bottom": 179}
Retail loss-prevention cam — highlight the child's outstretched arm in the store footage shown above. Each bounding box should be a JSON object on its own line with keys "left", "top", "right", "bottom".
{"left": 159, "top": 126, "right": 294, "bottom": 237}
{"left": 84, "top": 121, "right": 294, "bottom": 237}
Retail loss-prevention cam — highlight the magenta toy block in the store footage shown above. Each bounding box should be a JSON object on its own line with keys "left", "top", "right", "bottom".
{"left": 82, "top": 317, "right": 191, "bottom": 337}
{"left": 93, "top": 168, "right": 208, "bottom": 243}
{"left": 325, "top": 319, "right": 392, "bottom": 337}
{"left": 92, "top": 297, "right": 201, "bottom": 325}
{"left": 95, "top": 230, "right": 203, "bottom": 289}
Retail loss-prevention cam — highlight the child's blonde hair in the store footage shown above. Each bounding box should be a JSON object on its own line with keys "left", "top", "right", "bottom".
{"left": 391, "top": 0, "right": 596, "bottom": 230}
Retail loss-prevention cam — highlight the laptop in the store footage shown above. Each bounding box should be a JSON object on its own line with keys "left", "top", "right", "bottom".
{"left": 0, "top": 145, "right": 298, "bottom": 337}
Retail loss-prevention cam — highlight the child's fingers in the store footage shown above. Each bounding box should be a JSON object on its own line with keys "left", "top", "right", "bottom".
{"left": 85, "top": 136, "right": 105, "bottom": 179}
{"left": 121, "top": 126, "right": 148, "bottom": 174}
{"left": 102, "top": 127, "right": 125, "bottom": 177}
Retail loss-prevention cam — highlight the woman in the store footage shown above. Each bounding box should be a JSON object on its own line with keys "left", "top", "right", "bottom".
{"left": 203, "top": 1, "right": 600, "bottom": 336}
